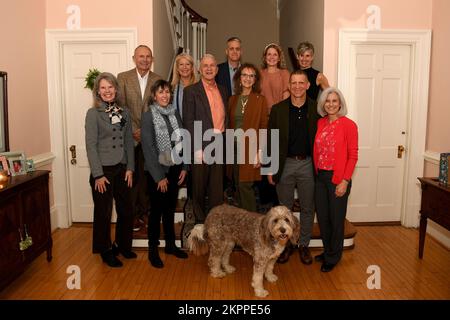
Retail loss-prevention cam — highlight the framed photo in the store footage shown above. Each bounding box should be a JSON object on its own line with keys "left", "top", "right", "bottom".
{"left": 1, "top": 151, "right": 26, "bottom": 176}
{"left": 25, "top": 159, "right": 35, "bottom": 172}
{"left": 0, "top": 155, "right": 9, "bottom": 175}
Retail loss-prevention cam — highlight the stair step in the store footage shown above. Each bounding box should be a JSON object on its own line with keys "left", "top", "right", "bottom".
{"left": 132, "top": 218, "right": 357, "bottom": 249}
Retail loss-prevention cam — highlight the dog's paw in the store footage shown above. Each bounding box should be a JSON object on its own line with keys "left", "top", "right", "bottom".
{"left": 265, "top": 273, "right": 278, "bottom": 282}
{"left": 211, "top": 270, "right": 226, "bottom": 278}
{"left": 223, "top": 265, "right": 236, "bottom": 274}
{"left": 254, "top": 288, "right": 269, "bottom": 298}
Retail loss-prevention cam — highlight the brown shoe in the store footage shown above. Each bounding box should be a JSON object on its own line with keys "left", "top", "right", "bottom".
{"left": 277, "top": 243, "right": 293, "bottom": 264}
{"left": 299, "top": 245, "right": 312, "bottom": 265}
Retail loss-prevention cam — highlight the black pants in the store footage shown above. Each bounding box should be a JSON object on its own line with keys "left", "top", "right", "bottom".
{"left": 130, "top": 144, "right": 150, "bottom": 218}
{"left": 315, "top": 170, "right": 352, "bottom": 265}
{"left": 146, "top": 165, "right": 182, "bottom": 247}
{"left": 90, "top": 164, "right": 133, "bottom": 254}
{"left": 191, "top": 163, "right": 224, "bottom": 223}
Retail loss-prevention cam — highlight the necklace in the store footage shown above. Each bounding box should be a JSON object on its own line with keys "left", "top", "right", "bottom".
{"left": 241, "top": 96, "right": 249, "bottom": 114}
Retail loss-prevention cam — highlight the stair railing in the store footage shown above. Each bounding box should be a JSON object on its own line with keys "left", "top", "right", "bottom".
{"left": 166, "top": 0, "right": 208, "bottom": 68}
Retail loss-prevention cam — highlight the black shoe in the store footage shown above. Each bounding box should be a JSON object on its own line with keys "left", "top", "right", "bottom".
{"left": 299, "top": 245, "right": 313, "bottom": 265}
{"left": 112, "top": 243, "right": 137, "bottom": 259}
{"left": 277, "top": 244, "right": 293, "bottom": 264}
{"left": 165, "top": 246, "right": 188, "bottom": 259}
{"left": 320, "top": 262, "right": 336, "bottom": 272}
{"left": 148, "top": 248, "right": 164, "bottom": 268}
{"left": 314, "top": 253, "right": 325, "bottom": 263}
{"left": 101, "top": 250, "right": 123, "bottom": 268}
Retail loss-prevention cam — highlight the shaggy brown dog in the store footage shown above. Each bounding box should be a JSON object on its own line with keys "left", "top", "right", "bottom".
{"left": 187, "top": 204, "right": 300, "bottom": 298}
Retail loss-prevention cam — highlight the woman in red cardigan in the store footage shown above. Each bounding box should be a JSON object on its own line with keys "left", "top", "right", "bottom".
{"left": 313, "top": 87, "right": 358, "bottom": 272}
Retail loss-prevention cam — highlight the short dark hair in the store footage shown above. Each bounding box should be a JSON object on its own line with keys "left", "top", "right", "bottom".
{"left": 289, "top": 69, "right": 309, "bottom": 82}
{"left": 150, "top": 79, "right": 172, "bottom": 104}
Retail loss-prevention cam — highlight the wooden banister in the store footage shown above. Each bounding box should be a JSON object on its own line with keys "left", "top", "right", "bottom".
{"left": 181, "top": 0, "right": 208, "bottom": 23}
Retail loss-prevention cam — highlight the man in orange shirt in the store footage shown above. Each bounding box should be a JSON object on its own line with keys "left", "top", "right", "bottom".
{"left": 183, "top": 54, "right": 229, "bottom": 223}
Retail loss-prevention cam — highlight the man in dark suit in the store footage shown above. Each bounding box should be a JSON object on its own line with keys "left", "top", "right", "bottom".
{"left": 183, "top": 54, "right": 229, "bottom": 223}
{"left": 215, "top": 37, "right": 242, "bottom": 97}
{"left": 267, "top": 70, "right": 321, "bottom": 265}
{"left": 117, "top": 45, "right": 162, "bottom": 231}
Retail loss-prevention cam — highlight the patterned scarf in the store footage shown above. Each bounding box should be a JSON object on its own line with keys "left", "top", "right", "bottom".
{"left": 104, "top": 102, "right": 124, "bottom": 126}
{"left": 150, "top": 103, "right": 181, "bottom": 166}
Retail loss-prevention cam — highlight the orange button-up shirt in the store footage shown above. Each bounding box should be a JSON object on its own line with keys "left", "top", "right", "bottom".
{"left": 202, "top": 79, "right": 225, "bottom": 133}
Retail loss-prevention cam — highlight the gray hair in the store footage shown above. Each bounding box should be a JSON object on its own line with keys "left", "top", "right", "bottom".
{"left": 317, "top": 87, "right": 348, "bottom": 117}
{"left": 297, "top": 41, "right": 315, "bottom": 56}
{"left": 92, "top": 72, "right": 123, "bottom": 108}
{"left": 200, "top": 53, "right": 217, "bottom": 65}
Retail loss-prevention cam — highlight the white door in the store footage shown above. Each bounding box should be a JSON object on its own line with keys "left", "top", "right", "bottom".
{"left": 62, "top": 42, "right": 129, "bottom": 222}
{"left": 346, "top": 44, "right": 411, "bottom": 222}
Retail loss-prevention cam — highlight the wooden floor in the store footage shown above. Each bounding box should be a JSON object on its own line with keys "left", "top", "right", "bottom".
{"left": 1, "top": 225, "right": 449, "bottom": 300}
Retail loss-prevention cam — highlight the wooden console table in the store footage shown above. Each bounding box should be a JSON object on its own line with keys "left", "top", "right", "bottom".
{"left": 417, "top": 177, "right": 450, "bottom": 259}
{"left": 0, "top": 170, "right": 53, "bottom": 291}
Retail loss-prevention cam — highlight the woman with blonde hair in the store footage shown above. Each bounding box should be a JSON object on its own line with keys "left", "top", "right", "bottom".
{"left": 260, "top": 43, "right": 290, "bottom": 114}
{"left": 171, "top": 53, "right": 196, "bottom": 118}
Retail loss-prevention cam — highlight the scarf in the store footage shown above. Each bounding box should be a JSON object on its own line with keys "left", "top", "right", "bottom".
{"left": 150, "top": 103, "right": 181, "bottom": 166}
{"left": 104, "top": 102, "right": 124, "bottom": 126}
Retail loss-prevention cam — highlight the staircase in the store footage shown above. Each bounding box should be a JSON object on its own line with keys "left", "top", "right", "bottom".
{"left": 165, "top": 0, "right": 208, "bottom": 68}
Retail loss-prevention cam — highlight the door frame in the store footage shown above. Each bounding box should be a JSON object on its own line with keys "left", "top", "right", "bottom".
{"left": 338, "top": 29, "right": 431, "bottom": 228}
{"left": 46, "top": 29, "right": 137, "bottom": 228}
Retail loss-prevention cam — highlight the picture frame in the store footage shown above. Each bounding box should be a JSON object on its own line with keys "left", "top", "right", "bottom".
{"left": 25, "top": 159, "right": 35, "bottom": 172}
{"left": 0, "top": 155, "right": 9, "bottom": 175}
{"left": 1, "top": 151, "right": 26, "bottom": 176}
{"left": 0, "top": 71, "right": 9, "bottom": 153}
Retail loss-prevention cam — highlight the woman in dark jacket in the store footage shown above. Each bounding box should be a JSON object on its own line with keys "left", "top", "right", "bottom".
{"left": 141, "top": 79, "right": 188, "bottom": 268}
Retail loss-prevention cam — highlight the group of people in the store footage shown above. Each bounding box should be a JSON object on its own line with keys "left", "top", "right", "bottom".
{"left": 85, "top": 38, "right": 358, "bottom": 274}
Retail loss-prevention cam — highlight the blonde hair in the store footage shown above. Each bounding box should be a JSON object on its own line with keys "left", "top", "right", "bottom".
{"left": 317, "top": 87, "right": 348, "bottom": 117}
{"left": 261, "top": 43, "right": 287, "bottom": 70}
{"left": 171, "top": 53, "right": 196, "bottom": 87}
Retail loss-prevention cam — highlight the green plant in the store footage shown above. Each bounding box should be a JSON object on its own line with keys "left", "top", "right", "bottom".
{"left": 84, "top": 68, "right": 101, "bottom": 90}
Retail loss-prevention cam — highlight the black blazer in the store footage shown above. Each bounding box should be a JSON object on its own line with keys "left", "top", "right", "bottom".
{"left": 215, "top": 62, "right": 233, "bottom": 98}
{"left": 182, "top": 80, "right": 229, "bottom": 153}
{"left": 267, "top": 97, "right": 321, "bottom": 183}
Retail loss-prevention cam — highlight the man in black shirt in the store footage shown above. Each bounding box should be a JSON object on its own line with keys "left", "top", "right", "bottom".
{"left": 267, "top": 70, "right": 321, "bottom": 264}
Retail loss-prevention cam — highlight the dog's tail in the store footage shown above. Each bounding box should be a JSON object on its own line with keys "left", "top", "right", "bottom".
{"left": 187, "top": 224, "right": 209, "bottom": 256}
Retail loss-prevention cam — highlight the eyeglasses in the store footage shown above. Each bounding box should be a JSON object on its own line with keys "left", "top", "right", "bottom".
{"left": 241, "top": 73, "right": 256, "bottom": 79}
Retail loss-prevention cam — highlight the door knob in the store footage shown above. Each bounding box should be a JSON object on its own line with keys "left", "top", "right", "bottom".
{"left": 397, "top": 145, "right": 405, "bottom": 159}
{"left": 70, "top": 145, "right": 77, "bottom": 164}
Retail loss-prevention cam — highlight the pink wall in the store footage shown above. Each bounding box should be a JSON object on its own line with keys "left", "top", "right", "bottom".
{"left": 46, "top": 0, "right": 153, "bottom": 46}
{"left": 0, "top": 0, "right": 50, "bottom": 157}
{"left": 427, "top": 0, "right": 450, "bottom": 159}
{"left": 323, "top": 0, "right": 432, "bottom": 85}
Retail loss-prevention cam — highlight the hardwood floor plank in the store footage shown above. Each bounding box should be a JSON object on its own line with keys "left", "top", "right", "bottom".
{"left": 1, "top": 225, "right": 449, "bottom": 300}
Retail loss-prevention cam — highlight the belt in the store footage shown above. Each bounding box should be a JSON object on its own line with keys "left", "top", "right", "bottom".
{"left": 287, "top": 155, "right": 307, "bottom": 160}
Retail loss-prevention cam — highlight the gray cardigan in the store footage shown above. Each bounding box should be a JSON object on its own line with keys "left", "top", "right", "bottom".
{"left": 85, "top": 103, "right": 135, "bottom": 178}
{"left": 141, "top": 108, "right": 187, "bottom": 182}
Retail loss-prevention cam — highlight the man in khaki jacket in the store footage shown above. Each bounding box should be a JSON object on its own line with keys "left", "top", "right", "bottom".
{"left": 117, "top": 45, "right": 162, "bottom": 231}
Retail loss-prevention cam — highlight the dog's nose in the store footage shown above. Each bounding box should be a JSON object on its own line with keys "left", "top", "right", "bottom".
{"left": 280, "top": 227, "right": 286, "bottom": 234}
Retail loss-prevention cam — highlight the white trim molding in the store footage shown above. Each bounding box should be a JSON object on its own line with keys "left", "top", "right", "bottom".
{"left": 45, "top": 29, "right": 137, "bottom": 229}
{"left": 30, "top": 152, "right": 56, "bottom": 168}
{"left": 338, "top": 29, "right": 432, "bottom": 228}
{"left": 424, "top": 150, "right": 440, "bottom": 165}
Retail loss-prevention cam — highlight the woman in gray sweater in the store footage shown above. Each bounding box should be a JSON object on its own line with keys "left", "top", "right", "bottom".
{"left": 85, "top": 72, "right": 136, "bottom": 268}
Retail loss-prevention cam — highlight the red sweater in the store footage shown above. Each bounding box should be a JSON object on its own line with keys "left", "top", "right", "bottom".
{"left": 313, "top": 116, "right": 358, "bottom": 185}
